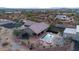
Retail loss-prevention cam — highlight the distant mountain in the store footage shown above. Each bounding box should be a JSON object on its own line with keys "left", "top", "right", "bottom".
{"left": 0, "top": 7, "right": 79, "bottom": 13}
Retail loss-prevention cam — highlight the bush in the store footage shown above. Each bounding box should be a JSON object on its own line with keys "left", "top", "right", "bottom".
{"left": 15, "top": 22, "right": 23, "bottom": 27}
{"left": 13, "top": 29, "right": 30, "bottom": 39}
{"left": 21, "top": 33, "right": 30, "bottom": 39}
{"left": 2, "top": 42, "right": 9, "bottom": 47}
{"left": 13, "top": 29, "right": 22, "bottom": 37}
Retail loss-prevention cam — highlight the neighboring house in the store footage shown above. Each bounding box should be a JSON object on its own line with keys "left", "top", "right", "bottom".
{"left": 55, "top": 15, "right": 75, "bottom": 24}
{"left": 0, "top": 19, "right": 16, "bottom": 25}
{"left": 5, "top": 12, "right": 13, "bottom": 13}
{"left": 55, "top": 15, "right": 75, "bottom": 28}
{"left": 63, "top": 28, "right": 76, "bottom": 39}
{"left": 76, "top": 25, "right": 79, "bottom": 41}
{"left": 13, "top": 11, "right": 21, "bottom": 13}
{"left": 55, "top": 23, "right": 76, "bottom": 28}
{"left": 29, "top": 22, "right": 49, "bottom": 35}
{"left": 63, "top": 25, "right": 79, "bottom": 41}
{"left": 55, "top": 15, "right": 69, "bottom": 20}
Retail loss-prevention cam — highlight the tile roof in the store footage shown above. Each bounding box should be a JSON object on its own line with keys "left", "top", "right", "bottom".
{"left": 29, "top": 22, "right": 49, "bottom": 34}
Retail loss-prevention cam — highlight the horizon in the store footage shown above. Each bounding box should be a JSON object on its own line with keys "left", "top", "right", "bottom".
{"left": 1, "top": 7, "right": 79, "bottom": 9}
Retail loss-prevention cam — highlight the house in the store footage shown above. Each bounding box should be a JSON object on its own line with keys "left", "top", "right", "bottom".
{"left": 0, "top": 19, "right": 16, "bottom": 28}
{"left": 0, "top": 19, "right": 15, "bottom": 25}
{"left": 55, "top": 22, "right": 76, "bottom": 28}
{"left": 18, "top": 22, "right": 49, "bottom": 36}
{"left": 76, "top": 25, "right": 79, "bottom": 41}
{"left": 55, "top": 15, "right": 75, "bottom": 24}
{"left": 63, "top": 28, "right": 76, "bottom": 39}
{"left": 63, "top": 25, "right": 79, "bottom": 41}
{"left": 5, "top": 12, "right": 13, "bottom": 13}
{"left": 55, "top": 15, "right": 69, "bottom": 20}
{"left": 13, "top": 11, "right": 21, "bottom": 13}
{"left": 29, "top": 22, "right": 49, "bottom": 35}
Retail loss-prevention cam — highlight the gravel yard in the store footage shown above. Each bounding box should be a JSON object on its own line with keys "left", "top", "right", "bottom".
{"left": 0, "top": 27, "right": 28, "bottom": 51}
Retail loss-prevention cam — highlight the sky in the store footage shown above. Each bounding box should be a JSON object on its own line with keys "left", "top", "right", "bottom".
{"left": 0, "top": 0, "right": 79, "bottom": 8}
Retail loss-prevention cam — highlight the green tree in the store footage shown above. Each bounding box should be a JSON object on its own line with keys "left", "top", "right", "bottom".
{"left": 13, "top": 29, "right": 22, "bottom": 37}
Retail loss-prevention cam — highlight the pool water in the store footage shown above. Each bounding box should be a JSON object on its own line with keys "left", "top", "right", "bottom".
{"left": 41, "top": 33, "right": 64, "bottom": 46}
{"left": 41, "top": 33, "right": 54, "bottom": 43}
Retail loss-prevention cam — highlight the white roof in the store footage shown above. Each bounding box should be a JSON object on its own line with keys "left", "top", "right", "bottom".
{"left": 76, "top": 25, "right": 79, "bottom": 32}
{"left": 55, "top": 15, "right": 70, "bottom": 20}
{"left": 64, "top": 28, "right": 76, "bottom": 34}
{"left": 29, "top": 22, "right": 49, "bottom": 34}
{"left": 0, "top": 19, "right": 15, "bottom": 25}
{"left": 55, "top": 15, "right": 67, "bottom": 19}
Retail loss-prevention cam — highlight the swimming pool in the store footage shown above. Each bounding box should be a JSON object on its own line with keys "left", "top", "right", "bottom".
{"left": 41, "top": 33, "right": 55, "bottom": 43}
